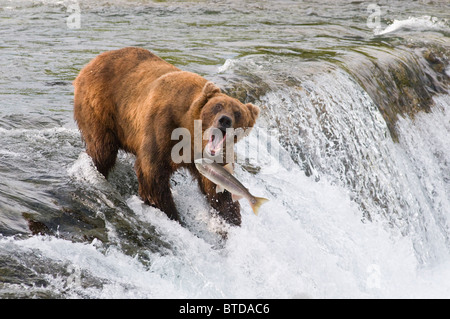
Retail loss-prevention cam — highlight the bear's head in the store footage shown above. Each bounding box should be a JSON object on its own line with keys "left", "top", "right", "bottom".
{"left": 199, "top": 83, "right": 260, "bottom": 159}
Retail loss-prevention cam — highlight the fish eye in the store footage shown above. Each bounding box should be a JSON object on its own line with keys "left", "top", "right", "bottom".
{"left": 213, "top": 103, "right": 223, "bottom": 113}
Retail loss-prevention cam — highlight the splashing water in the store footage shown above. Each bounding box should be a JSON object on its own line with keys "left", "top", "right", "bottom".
{"left": 0, "top": 0, "right": 449, "bottom": 298}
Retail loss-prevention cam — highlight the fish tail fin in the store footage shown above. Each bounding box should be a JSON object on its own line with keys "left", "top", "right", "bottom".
{"left": 251, "top": 197, "right": 269, "bottom": 216}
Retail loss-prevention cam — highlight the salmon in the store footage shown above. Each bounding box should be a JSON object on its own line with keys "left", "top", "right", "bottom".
{"left": 195, "top": 158, "right": 269, "bottom": 215}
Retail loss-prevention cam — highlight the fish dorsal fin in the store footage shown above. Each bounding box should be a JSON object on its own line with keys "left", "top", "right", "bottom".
{"left": 223, "top": 163, "right": 234, "bottom": 174}
{"left": 216, "top": 184, "right": 225, "bottom": 193}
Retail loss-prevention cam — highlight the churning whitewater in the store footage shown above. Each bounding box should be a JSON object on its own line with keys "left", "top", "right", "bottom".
{"left": 0, "top": 0, "right": 449, "bottom": 298}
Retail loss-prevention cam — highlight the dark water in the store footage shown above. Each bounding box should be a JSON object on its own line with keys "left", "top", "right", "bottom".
{"left": 0, "top": 0, "right": 449, "bottom": 298}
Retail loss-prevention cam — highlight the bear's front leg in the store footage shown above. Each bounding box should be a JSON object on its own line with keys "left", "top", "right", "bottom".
{"left": 198, "top": 175, "right": 241, "bottom": 226}
{"left": 135, "top": 158, "right": 179, "bottom": 221}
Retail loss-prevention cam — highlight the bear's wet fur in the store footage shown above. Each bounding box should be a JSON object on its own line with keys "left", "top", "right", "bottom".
{"left": 73, "top": 47, "right": 260, "bottom": 226}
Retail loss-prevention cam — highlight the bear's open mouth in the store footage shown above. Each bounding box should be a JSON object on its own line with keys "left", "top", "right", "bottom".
{"left": 205, "top": 127, "right": 226, "bottom": 156}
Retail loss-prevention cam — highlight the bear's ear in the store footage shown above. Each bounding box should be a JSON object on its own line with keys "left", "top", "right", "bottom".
{"left": 202, "top": 81, "right": 221, "bottom": 99}
{"left": 246, "top": 103, "right": 260, "bottom": 126}
{"left": 190, "top": 81, "right": 221, "bottom": 117}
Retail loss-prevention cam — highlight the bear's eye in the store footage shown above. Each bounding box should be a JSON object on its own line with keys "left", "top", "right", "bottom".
{"left": 213, "top": 103, "right": 223, "bottom": 113}
{"left": 234, "top": 111, "right": 241, "bottom": 121}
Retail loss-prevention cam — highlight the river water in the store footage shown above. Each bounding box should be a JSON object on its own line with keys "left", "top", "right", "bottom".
{"left": 0, "top": 0, "right": 449, "bottom": 298}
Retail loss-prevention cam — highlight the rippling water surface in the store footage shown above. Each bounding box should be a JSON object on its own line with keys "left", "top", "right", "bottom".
{"left": 0, "top": 0, "right": 449, "bottom": 298}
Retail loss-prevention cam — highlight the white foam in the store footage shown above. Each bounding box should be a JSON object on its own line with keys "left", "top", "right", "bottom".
{"left": 5, "top": 124, "right": 450, "bottom": 298}
{"left": 0, "top": 126, "right": 78, "bottom": 137}
{"left": 376, "top": 16, "right": 448, "bottom": 35}
{"left": 218, "top": 59, "right": 237, "bottom": 73}
{"left": 8, "top": 90, "right": 446, "bottom": 298}
{"left": 67, "top": 152, "right": 106, "bottom": 185}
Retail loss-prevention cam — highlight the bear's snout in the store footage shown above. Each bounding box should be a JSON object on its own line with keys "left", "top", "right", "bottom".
{"left": 218, "top": 115, "right": 233, "bottom": 129}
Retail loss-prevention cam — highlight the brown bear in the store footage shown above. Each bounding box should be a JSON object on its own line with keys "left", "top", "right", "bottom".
{"left": 73, "top": 47, "right": 260, "bottom": 226}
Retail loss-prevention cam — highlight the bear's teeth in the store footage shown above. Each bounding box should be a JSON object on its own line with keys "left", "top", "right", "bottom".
{"left": 206, "top": 132, "right": 226, "bottom": 156}
{"left": 212, "top": 133, "right": 226, "bottom": 151}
